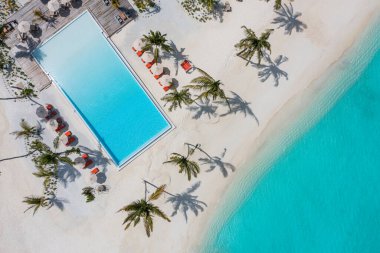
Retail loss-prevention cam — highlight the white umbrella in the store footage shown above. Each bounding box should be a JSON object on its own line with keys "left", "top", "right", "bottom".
{"left": 49, "top": 119, "right": 58, "bottom": 130}
{"left": 17, "top": 21, "right": 30, "bottom": 33}
{"left": 48, "top": 0, "right": 60, "bottom": 12}
{"left": 160, "top": 76, "right": 172, "bottom": 86}
{"left": 14, "top": 82, "right": 25, "bottom": 89}
{"left": 36, "top": 106, "right": 48, "bottom": 118}
{"left": 141, "top": 52, "right": 154, "bottom": 63}
{"left": 132, "top": 38, "right": 144, "bottom": 51}
{"left": 151, "top": 63, "right": 163, "bottom": 76}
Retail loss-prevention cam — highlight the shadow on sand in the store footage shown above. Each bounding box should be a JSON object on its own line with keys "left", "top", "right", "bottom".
{"left": 251, "top": 54, "right": 289, "bottom": 87}
{"left": 166, "top": 181, "right": 207, "bottom": 222}
{"left": 199, "top": 148, "right": 236, "bottom": 177}
{"left": 272, "top": 3, "right": 307, "bottom": 35}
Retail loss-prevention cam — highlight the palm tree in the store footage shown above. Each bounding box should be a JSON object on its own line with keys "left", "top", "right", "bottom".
{"left": 142, "top": 31, "right": 172, "bottom": 62}
{"left": 199, "top": 0, "right": 217, "bottom": 12}
{"left": 33, "top": 9, "right": 49, "bottom": 22}
{"left": 185, "top": 68, "right": 230, "bottom": 109}
{"left": 235, "top": 26, "right": 273, "bottom": 65}
{"left": 0, "top": 86, "right": 37, "bottom": 101}
{"left": 82, "top": 187, "right": 96, "bottom": 202}
{"left": 118, "top": 185, "right": 170, "bottom": 237}
{"left": 266, "top": 0, "right": 283, "bottom": 10}
{"left": 33, "top": 149, "right": 77, "bottom": 169}
{"left": 6, "top": 0, "right": 18, "bottom": 12}
{"left": 23, "top": 196, "right": 50, "bottom": 215}
{"left": 161, "top": 88, "right": 193, "bottom": 111}
{"left": 11, "top": 120, "right": 40, "bottom": 140}
{"left": 164, "top": 145, "right": 200, "bottom": 181}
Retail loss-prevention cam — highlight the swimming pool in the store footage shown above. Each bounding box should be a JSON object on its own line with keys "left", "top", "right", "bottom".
{"left": 32, "top": 11, "right": 172, "bottom": 167}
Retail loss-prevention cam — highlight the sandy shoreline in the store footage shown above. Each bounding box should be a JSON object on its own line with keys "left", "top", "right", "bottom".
{"left": 1, "top": 0, "right": 380, "bottom": 252}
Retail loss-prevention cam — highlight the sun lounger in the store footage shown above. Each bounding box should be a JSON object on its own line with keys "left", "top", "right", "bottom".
{"left": 137, "top": 50, "right": 144, "bottom": 57}
{"left": 65, "top": 131, "right": 72, "bottom": 137}
{"left": 55, "top": 123, "right": 65, "bottom": 133}
{"left": 45, "top": 110, "right": 57, "bottom": 120}
{"left": 65, "top": 136, "right": 75, "bottom": 146}
{"left": 56, "top": 117, "right": 63, "bottom": 124}
{"left": 163, "top": 85, "right": 172, "bottom": 92}
{"left": 46, "top": 104, "right": 54, "bottom": 110}
{"left": 83, "top": 159, "right": 93, "bottom": 169}
{"left": 154, "top": 73, "right": 163, "bottom": 80}
{"left": 115, "top": 15, "right": 123, "bottom": 25}
{"left": 132, "top": 47, "right": 137, "bottom": 52}
{"left": 91, "top": 168, "right": 100, "bottom": 174}
{"left": 146, "top": 60, "right": 156, "bottom": 69}
{"left": 181, "top": 60, "right": 193, "bottom": 73}
{"left": 82, "top": 153, "right": 89, "bottom": 160}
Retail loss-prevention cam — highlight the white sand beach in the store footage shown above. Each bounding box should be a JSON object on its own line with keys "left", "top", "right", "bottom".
{"left": 1, "top": 0, "right": 380, "bottom": 252}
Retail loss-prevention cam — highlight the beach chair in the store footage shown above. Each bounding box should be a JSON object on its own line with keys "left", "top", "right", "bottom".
{"left": 91, "top": 168, "right": 100, "bottom": 175}
{"left": 46, "top": 104, "right": 54, "bottom": 110}
{"left": 56, "top": 117, "right": 63, "bottom": 124}
{"left": 65, "top": 136, "right": 75, "bottom": 146}
{"left": 181, "top": 60, "right": 193, "bottom": 73}
{"left": 55, "top": 123, "right": 66, "bottom": 133}
{"left": 83, "top": 159, "right": 93, "bottom": 169}
{"left": 163, "top": 85, "right": 172, "bottom": 92}
{"left": 45, "top": 110, "right": 57, "bottom": 120}
{"left": 137, "top": 50, "right": 144, "bottom": 57}
{"left": 146, "top": 60, "right": 156, "bottom": 69}
{"left": 119, "top": 12, "right": 129, "bottom": 22}
{"left": 65, "top": 131, "right": 72, "bottom": 137}
{"left": 224, "top": 1, "right": 232, "bottom": 12}
{"left": 154, "top": 73, "right": 163, "bottom": 80}
{"left": 82, "top": 153, "right": 89, "bottom": 160}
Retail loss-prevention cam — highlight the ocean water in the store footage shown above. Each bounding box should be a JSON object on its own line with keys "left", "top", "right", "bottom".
{"left": 32, "top": 12, "right": 171, "bottom": 166}
{"left": 202, "top": 19, "right": 380, "bottom": 253}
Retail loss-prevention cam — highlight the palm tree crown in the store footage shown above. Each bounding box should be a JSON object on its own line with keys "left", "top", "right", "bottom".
{"left": 266, "top": 0, "right": 283, "bottom": 10}
{"left": 118, "top": 185, "right": 170, "bottom": 237}
{"left": 161, "top": 88, "right": 193, "bottom": 111}
{"left": 235, "top": 26, "right": 273, "bottom": 65}
{"left": 23, "top": 196, "right": 49, "bottom": 215}
{"left": 12, "top": 120, "right": 40, "bottom": 140}
{"left": 185, "top": 68, "right": 230, "bottom": 108}
{"left": 164, "top": 145, "right": 200, "bottom": 181}
{"left": 142, "top": 30, "right": 172, "bottom": 62}
{"left": 199, "top": 0, "right": 217, "bottom": 12}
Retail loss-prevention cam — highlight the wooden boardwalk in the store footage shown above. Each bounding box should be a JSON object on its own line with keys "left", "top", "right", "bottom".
{"left": 5, "top": 0, "right": 134, "bottom": 90}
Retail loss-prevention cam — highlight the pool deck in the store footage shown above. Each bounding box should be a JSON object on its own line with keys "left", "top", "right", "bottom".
{"left": 5, "top": 0, "right": 135, "bottom": 91}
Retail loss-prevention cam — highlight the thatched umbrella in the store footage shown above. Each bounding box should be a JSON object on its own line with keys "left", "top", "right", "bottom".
{"left": 17, "top": 21, "right": 30, "bottom": 33}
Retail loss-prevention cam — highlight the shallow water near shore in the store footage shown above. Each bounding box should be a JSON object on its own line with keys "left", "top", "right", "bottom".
{"left": 202, "top": 17, "right": 380, "bottom": 253}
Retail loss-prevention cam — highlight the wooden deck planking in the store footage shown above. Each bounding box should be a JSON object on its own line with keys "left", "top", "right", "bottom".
{"left": 5, "top": 0, "right": 134, "bottom": 91}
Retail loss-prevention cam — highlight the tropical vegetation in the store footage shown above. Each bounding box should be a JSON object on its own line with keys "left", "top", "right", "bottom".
{"left": 11, "top": 119, "right": 41, "bottom": 140}
{"left": 132, "top": 0, "right": 155, "bottom": 13}
{"left": 118, "top": 184, "right": 170, "bottom": 237}
{"left": 161, "top": 88, "right": 193, "bottom": 111}
{"left": 142, "top": 30, "right": 172, "bottom": 62}
{"left": 235, "top": 26, "right": 273, "bottom": 65}
{"left": 82, "top": 187, "right": 96, "bottom": 202}
{"left": 185, "top": 68, "right": 230, "bottom": 109}
{"left": 164, "top": 144, "right": 200, "bottom": 181}
{"left": 0, "top": 86, "right": 37, "bottom": 100}
{"left": 23, "top": 196, "right": 50, "bottom": 215}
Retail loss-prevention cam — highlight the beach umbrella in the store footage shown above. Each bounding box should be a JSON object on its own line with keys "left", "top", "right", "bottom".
{"left": 160, "top": 76, "right": 172, "bottom": 87}
{"left": 48, "top": 0, "right": 60, "bottom": 12}
{"left": 14, "top": 82, "right": 25, "bottom": 89}
{"left": 36, "top": 106, "right": 48, "bottom": 118}
{"left": 85, "top": 174, "right": 97, "bottom": 184}
{"left": 151, "top": 63, "right": 164, "bottom": 76}
{"left": 49, "top": 119, "right": 58, "bottom": 130}
{"left": 17, "top": 21, "right": 30, "bottom": 33}
{"left": 142, "top": 52, "right": 154, "bottom": 63}
{"left": 132, "top": 38, "right": 145, "bottom": 51}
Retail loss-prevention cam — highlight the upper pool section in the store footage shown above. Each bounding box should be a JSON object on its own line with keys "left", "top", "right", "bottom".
{"left": 32, "top": 11, "right": 172, "bottom": 167}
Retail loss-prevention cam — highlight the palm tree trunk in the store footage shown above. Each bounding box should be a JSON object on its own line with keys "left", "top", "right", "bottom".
{"left": 0, "top": 96, "right": 26, "bottom": 100}
{"left": 0, "top": 150, "right": 37, "bottom": 162}
{"left": 185, "top": 143, "right": 213, "bottom": 160}
{"left": 143, "top": 180, "right": 175, "bottom": 197}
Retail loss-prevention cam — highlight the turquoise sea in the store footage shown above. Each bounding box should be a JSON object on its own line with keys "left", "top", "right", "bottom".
{"left": 202, "top": 17, "right": 380, "bottom": 253}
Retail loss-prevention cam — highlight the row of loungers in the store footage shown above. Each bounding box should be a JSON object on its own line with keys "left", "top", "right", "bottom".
{"left": 44, "top": 104, "right": 100, "bottom": 176}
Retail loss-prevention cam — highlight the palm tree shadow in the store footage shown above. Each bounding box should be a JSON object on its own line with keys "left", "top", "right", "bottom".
{"left": 199, "top": 148, "right": 236, "bottom": 177}
{"left": 57, "top": 164, "right": 81, "bottom": 188}
{"left": 212, "top": 2, "right": 224, "bottom": 23}
{"left": 166, "top": 181, "right": 207, "bottom": 222}
{"left": 252, "top": 54, "right": 289, "bottom": 87}
{"left": 215, "top": 92, "right": 259, "bottom": 125}
{"left": 187, "top": 100, "right": 218, "bottom": 119}
{"left": 48, "top": 196, "right": 69, "bottom": 211}
{"left": 272, "top": 3, "right": 307, "bottom": 35}
{"left": 14, "top": 37, "right": 41, "bottom": 61}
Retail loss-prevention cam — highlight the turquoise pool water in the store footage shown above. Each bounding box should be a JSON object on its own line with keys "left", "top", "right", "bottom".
{"left": 32, "top": 12, "right": 171, "bottom": 166}
{"left": 203, "top": 20, "right": 380, "bottom": 252}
